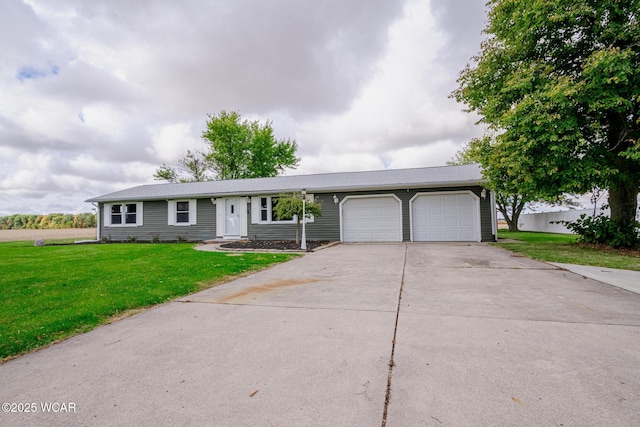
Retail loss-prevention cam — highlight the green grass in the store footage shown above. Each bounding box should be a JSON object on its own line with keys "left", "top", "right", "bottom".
{"left": 0, "top": 241, "right": 296, "bottom": 360}
{"left": 495, "top": 231, "right": 640, "bottom": 271}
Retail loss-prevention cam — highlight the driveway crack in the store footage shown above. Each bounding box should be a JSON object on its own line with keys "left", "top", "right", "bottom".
{"left": 381, "top": 243, "right": 408, "bottom": 427}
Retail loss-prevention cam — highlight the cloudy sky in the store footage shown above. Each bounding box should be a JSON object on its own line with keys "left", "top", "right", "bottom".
{"left": 0, "top": 0, "right": 488, "bottom": 216}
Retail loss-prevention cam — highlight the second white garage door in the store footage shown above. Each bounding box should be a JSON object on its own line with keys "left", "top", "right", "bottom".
{"left": 411, "top": 192, "right": 480, "bottom": 242}
{"left": 341, "top": 196, "right": 402, "bottom": 242}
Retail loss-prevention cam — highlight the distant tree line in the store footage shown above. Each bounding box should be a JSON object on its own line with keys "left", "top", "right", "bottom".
{"left": 0, "top": 213, "right": 97, "bottom": 230}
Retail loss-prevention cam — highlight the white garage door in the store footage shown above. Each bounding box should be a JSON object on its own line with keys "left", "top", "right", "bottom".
{"left": 342, "top": 196, "right": 402, "bottom": 242}
{"left": 412, "top": 193, "right": 480, "bottom": 242}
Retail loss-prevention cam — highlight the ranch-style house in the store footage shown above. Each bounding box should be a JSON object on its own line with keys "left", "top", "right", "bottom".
{"left": 86, "top": 163, "right": 497, "bottom": 243}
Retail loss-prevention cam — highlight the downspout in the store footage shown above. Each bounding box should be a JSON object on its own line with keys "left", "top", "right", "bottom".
{"left": 92, "top": 203, "right": 101, "bottom": 242}
{"left": 490, "top": 190, "right": 497, "bottom": 241}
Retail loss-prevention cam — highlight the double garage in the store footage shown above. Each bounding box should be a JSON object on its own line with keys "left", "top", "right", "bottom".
{"left": 340, "top": 191, "right": 482, "bottom": 243}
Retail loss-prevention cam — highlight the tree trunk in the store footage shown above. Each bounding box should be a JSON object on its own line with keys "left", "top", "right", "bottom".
{"left": 608, "top": 183, "right": 639, "bottom": 227}
{"left": 508, "top": 213, "right": 521, "bottom": 232}
{"left": 607, "top": 111, "right": 640, "bottom": 230}
{"left": 503, "top": 213, "right": 519, "bottom": 232}
{"left": 497, "top": 193, "right": 527, "bottom": 232}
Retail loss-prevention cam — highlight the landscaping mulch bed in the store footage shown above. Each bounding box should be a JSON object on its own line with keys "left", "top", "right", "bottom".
{"left": 220, "top": 240, "right": 333, "bottom": 251}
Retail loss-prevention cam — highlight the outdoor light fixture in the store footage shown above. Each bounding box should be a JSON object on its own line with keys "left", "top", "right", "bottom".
{"left": 301, "top": 189, "right": 307, "bottom": 251}
{"left": 481, "top": 188, "right": 487, "bottom": 199}
{"left": 333, "top": 194, "right": 339, "bottom": 205}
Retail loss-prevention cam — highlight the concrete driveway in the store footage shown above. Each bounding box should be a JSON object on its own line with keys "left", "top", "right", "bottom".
{"left": 1, "top": 243, "right": 639, "bottom": 426}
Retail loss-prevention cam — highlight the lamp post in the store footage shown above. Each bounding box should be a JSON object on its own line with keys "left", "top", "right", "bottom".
{"left": 301, "top": 189, "right": 307, "bottom": 250}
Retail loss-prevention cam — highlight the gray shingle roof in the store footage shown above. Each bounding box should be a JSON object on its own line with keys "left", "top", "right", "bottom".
{"left": 86, "top": 163, "right": 484, "bottom": 203}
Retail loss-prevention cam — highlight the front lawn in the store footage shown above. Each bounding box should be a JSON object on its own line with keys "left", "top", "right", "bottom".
{"left": 0, "top": 241, "right": 296, "bottom": 360}
{"left": 495, "top": 231, "right": 640, "bottom": 271}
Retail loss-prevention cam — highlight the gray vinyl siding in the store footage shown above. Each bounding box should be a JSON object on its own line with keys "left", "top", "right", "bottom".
{"left": 479, "top": 191, "right": 495, "bottom": 242}
{"left": 247, "top": 186, "right": 495, "bottom": 242}
{"left": 247, "top": 194, "right": 341, "bottom": 241}
{"left": 100, "top": 199, "right": 216, "bottom": 242}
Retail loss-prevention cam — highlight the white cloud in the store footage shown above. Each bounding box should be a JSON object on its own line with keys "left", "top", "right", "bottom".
{"left": 0, "top": 0, "right": 488, "bottom": 216}
{"left": 147, "top": 122, "right": 204, "bottom": 163}
{"left": 385, "top": 141, "right": 462, "bottom": 169}
{"left": 0, "top": 153, "right": 54, "bottom": 194}
{"left": 296, "top": 153, "right": 385, "bottom": 175}
{"left": 292, "top": 0, "right": 484, "bottom": 172}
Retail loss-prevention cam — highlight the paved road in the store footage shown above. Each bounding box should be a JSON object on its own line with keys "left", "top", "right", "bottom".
{"left": 1, "top": 244, "right": 639, "bottom": 426}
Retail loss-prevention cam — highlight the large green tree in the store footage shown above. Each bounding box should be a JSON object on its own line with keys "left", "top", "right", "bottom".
{"left": 454, "top": 0, "right": 640, "bottom": 243}
{"left": 155, "top": 111, "right": 299, "bottom": 182}
{"left": 154, "top": 150, "right": 215, "bottom": 183}
{"left": 449, "top": 138, "right": 534, "bottom": 231}
{"left": 203, "top": 111, "right": 299, "bottom": 180}
{"left": 449, "top": 137, "right": 579, "bottom": 232}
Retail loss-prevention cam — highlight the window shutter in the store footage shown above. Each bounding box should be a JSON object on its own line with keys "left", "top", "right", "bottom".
{"left": 250, "top": 197, "right": 260, "bottom": 224}
{"left": 136, "top": 202, "right": 144, "bottom": 226}
{"left": 103, "top": 204, "right": 111, "bottom": 227}
{"left": 167, "top": 201, "right": 176, "bottom": 226}
{"left": 189, "top": 199, "right": 198, "bottom": 225}
{"left": 215, "top": 199, "right": 224, "bottom": 237}
{"left": 239, "top": 198, "right": 247, "bottom": 236}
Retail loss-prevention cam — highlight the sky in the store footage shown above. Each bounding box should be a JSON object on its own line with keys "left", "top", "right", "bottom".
{"left": 0, "top": 0, "right": 490, "bottom": 216}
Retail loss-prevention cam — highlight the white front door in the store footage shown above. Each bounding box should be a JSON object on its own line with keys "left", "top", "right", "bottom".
{"left": 225, "top": 198, "right": 240, "bottom": 236}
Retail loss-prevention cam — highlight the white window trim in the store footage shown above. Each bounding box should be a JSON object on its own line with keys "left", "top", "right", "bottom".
{"left": 250, "top": 195, "right": 314, "bottom": 224}
{"left": 168, "top": 200, "right": 197, "bottom": 226}
{"left": 103, "top": 202, "right": 143, "bottom": 227}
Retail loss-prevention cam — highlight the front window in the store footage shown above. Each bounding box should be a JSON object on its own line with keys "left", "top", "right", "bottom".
{"left": 107, "top": 202, "right": 141, "bottom": 227}
{"left": 257, "top": 196, "right": 294, "bottom": 223}
{"left": 111, "top": 204, "right": 122, "bottom": 224}
{"left": 271, "top": 196, "right": 280, "bottom": 221}
{"left": 125, "top": 203, "right": 137, "bottom": 224}
{"left": 260, "top": 197, "right": 269, "bottom": 221}
{"left": 176, "top": 201, "right": 190, "bottom": 223}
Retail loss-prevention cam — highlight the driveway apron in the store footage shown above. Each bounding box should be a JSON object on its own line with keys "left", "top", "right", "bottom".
{"left": 387, "top": 244, "right": 640, "bottom": 427}
{"left": 1, "top": 243, "right": 640, "bottom": 426}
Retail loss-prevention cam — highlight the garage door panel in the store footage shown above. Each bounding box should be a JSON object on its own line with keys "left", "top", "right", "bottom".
{"left": 445, "top": 206, "right": 459, "bottom": 215}
{"left": 460, "top": 218, "right": 474, "bottom": 227}
{"left": 444, "top": 230, "right": 460, "bottom": 240}
{"left": 461, "top": 207, "right": 474, "bottom": 215}
{"left": 342, "top": 196, "right": 401, "bottom": 242}
{"left": 461, "top": 231, "right": 476, "bottom": 240}
{"left": 412, "top": 193, "right": 479, "bottom": 242}
{"left": 445, "top": 218, "right": 459, "bottom": 227}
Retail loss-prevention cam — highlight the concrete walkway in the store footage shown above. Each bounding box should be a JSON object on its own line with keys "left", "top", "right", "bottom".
{"left": 1, "top": 243, "right": 639, "bottom": 426}
{"left": 550, "top": 262, "right": 640, "bottom": 295}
